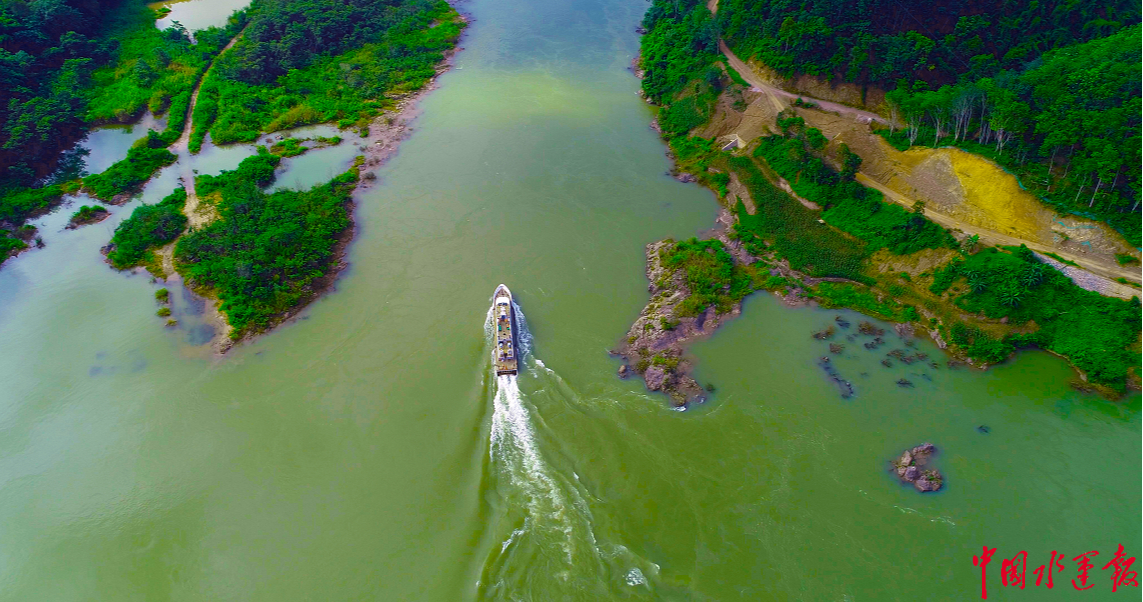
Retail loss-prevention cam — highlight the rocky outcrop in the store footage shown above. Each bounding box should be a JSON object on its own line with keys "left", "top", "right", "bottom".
{"left": 612, "top": 240, "right": 743, "bottom": 406}
{"left": 891, "top": 443, "right": 944, "bottom": 493}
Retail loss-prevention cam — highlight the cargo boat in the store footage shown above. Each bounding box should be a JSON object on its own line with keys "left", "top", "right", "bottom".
{"left": 493, "top": 284, "right": 518, "bottom": 376}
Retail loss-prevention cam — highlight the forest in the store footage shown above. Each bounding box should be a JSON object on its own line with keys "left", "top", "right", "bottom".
{"left": 0, "top": 0, "right": 242, "bottom": 188}
{"left": 716, "top": 0, "right": 1142, "bottom": 243}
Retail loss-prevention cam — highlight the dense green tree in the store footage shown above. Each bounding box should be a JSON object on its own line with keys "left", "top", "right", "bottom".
{"left": 174, "top": 153, "right": 359, "bottom": 336}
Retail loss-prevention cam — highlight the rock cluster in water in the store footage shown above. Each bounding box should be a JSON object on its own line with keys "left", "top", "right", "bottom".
{"left": 613, "top": 215, "right": 758, "bottom": 407}
{"left": 612, "top": 241, "right": 733, "bottom": 405}
{"left": 817, "top": 356, "right": 854, "bottom": 398}
{"left": 892, "top": 443, "right": 944, "bottom": 492}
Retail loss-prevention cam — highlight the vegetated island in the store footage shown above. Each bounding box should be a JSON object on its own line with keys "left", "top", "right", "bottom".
{"left": 1, "top": 0, "right": 249, "bottom": 260}
{"left": 617, "top": 0, "right": 1141, "bottom": 404}
{"left": 100, "top": 0, "right": 466, "bottom": 348}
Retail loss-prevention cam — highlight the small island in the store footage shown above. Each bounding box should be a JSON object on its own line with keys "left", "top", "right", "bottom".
{"left": 892, "top": 443, "right": 944, "bottom": 493}
{"left": 66, "top": 205, "right": 110, "bottom": 229}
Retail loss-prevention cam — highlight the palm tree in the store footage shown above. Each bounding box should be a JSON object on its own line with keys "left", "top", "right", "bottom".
{"left": 1020, "top": 265, "right": 1043, "bottom": 288}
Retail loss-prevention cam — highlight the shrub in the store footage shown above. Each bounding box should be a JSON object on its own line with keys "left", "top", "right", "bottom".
{"left": 84, "top": 131, "right": 178, "bottom": 200}
{"left": 107, "top": 187, "right": 188, "bottom": 269}
{"left": 660, "top": 238, "right": 752, "bottom": 316}
{"left": 70, "top": 205, "right": 108, "bottom": 224}
{"left": 175, "top": 162, "right": 359, "bottom": 335}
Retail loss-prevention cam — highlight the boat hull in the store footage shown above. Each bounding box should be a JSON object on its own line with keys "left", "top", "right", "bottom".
{"left": 492, "top": 285, "right": 518, "bottom": 376}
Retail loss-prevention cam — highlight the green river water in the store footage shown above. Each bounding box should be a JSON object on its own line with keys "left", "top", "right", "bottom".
{"left": 0, "top": 0, "right": 1139, "bottom": 599}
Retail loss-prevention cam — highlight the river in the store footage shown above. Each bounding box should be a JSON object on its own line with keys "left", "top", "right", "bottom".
{"left": 0, "top": 0, "right": 1138, "bottom": 599}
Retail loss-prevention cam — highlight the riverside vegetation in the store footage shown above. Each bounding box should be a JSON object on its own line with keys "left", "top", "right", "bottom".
{"left": 189, "top": 0, "right": 464, "bottom": 151}
{"left": 1, "top": 0, "right": 463, "bottom": 264}
{"left": 3, "top": 0, "right": 463, "bottom": 344}
{"left": 715, "top": 0, "right": 1142, "bottom": 245}
{"left": 630, "top": 0, "right": 1140, "bottom": 396}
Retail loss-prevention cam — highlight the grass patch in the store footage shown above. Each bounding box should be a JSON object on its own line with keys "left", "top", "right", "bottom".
{"left": 810, "top": 282, "right": 905, "bottom": 321}
{"left": 730, "top": 156, "right": 868, "bottom": 281}
{"left": 753, "top": 120, "right": 954, "bottom": 255}
{"left": 1041, "top": 251, "right": 1079, "bottom": 267}
{"left": 86, "top": 3, "right": 244, "bottom": 122}
{"left": 192, "top": 0, "right": 463, "bottom": 150}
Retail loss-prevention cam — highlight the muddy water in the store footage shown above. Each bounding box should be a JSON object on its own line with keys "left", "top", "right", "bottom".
{"left": 0, "top": 0, "right": 1138, "bottom": 599}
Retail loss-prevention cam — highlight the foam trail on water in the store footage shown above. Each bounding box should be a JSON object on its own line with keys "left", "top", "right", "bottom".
{"left": 511, "top": 300, "right": 532, "bottom": 362}
{"left": 482, "top": 299, "right": 658, "bottom": 596}
{"left": 489, "top": 374, "right": 578, "bottom": 560}
{"left": 485, "top": 300, "right": 578, "bottom": 562}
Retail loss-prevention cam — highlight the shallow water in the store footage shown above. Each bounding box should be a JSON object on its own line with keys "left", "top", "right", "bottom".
{"left": 0, "top": 0, "right": 1138, "bottom": 599}
{"left": 151, "top": 0, "right": 250, "bottom": 32}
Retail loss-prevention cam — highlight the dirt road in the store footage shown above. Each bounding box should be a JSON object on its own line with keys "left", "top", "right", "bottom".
{"left": 699, "top": 0, "right": 1140, "bottom": 294}
{"left": 173, "top": 28, "right": 246, "bottom": 228}
{"left": 719, "top": 41, "right": 888, "bottom": 126}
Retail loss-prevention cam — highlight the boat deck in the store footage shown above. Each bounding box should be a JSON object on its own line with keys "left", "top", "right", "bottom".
{"left": 494, "top": 286, "right": 517, "bottom": 376}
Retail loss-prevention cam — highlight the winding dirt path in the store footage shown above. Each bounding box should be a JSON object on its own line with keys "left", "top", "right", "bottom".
{"left": 173, "top": 29, "right": 246, "bottom": 228}
{"left": 719, "top": 40, "right": 887, "bottom": 125}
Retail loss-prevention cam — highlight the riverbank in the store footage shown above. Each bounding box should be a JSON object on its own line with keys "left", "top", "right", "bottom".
{"left": 626, "top": 6, "right": 1141, "bottom": 401}
{"left": 182, "top": 12, "right": 470, "bottom": 353}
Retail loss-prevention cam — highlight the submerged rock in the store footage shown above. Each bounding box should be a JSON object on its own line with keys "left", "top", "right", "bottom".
{"left": 829, "top": 343, "right": 843, "bottom": 354}
{"left": 896, "top": 378, "right": 913, "bottom": 387}
{"left": 835, "top": 316, "right": 850, "bottom": 328}
{"left": 891, "top": 443, "right": 943, "bottom": 493}
{"left": 977, "top": 425, "right": 991, "bottom": 434}
{"left": 617, "top": 364, "right": 629, "bottom": 378}
{"left": 812, "top": 326, "right": 836, "bottom": 340}
{"left": 858, "top": 321, "right": 885, "bottom": 336}
{"left": 817, "top": 356, "right": 854, "bottom": 398}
